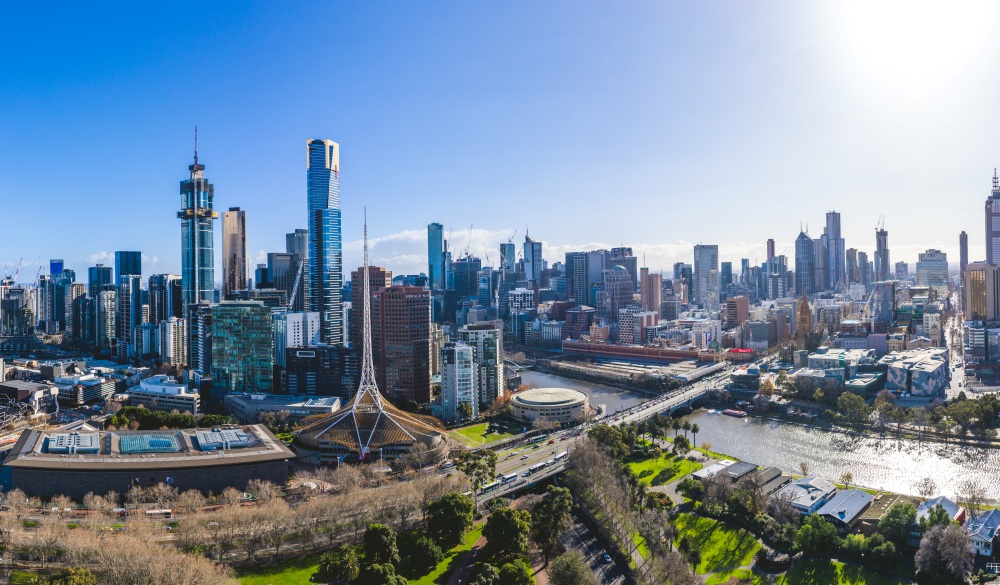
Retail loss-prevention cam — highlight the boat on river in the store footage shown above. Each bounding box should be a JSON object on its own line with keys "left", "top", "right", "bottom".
{"left": 722, "top": 409, "right": 748, "bottom": 418}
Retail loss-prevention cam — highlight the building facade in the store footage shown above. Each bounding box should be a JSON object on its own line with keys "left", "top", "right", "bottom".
{"left": 178, "top": 148, "right": 216, "bottom": 309}
{"left": 441, "top": 342, "right": 477, "bottom": 422}
{"left": 306, "top": 139, "right": 343, "bottom": 345}
{"left": 372, "top": 286, "right": 432, "bottom": 404}
{"left": 222, "top": 206, "right": 248, "bottom": 299}
{"left": 693, "top": 244, "right": 719, "bottom": 308}
{"left": 211, "top": 301, "right": 274, "bottom": 395}
{"left": 457, "top": 322, "right": 503, "bottom": 407}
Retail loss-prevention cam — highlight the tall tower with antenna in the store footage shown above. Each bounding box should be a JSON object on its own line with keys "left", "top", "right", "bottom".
{"left": 178, "top": 127, "right": 217, "bottom": 309}
{"left": 987, "top": 169, "right": 1000, "bottom": 266}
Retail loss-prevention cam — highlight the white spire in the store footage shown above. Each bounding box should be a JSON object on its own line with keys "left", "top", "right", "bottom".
{"left": 357, "top": 209, "right": 382, "bottom": 407}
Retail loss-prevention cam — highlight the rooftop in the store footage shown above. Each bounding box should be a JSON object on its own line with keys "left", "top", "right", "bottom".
{"left": 817, "top": 489, "right": 874, "bottom": 524}
{"left": 511, "top": 387, "right": 587, "bottom": 406}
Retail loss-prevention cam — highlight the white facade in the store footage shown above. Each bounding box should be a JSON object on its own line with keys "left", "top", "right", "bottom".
{"left": 508, "top": 288, "right": 535, "bottom": 313}
{"left": 915, "top": 249, "right": 949, "bottom": 298}
{"left": 159, "top": 317, "right": 187, "bottom": 367}
{"left": 274, "top": 311, "right": 321, "bottom": 367}
{"left": 441, "top": 342, "right": 477, "bottom": 423}
{"left": 457, "top": 323, "right": 504, "bottom": 407}
{"left": 132, "top": 375, "right": 201, "bottom": 414}
{"left": 693, "top": 244, "right": 719, "bottom": 309}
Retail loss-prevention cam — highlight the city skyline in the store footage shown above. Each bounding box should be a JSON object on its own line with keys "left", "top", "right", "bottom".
{"left": 3, "top": 2, "right": 1000, "bottom": 278}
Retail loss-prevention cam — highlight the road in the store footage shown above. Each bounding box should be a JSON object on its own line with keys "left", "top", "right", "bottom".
{"left": 562, "top": 513, "right": 627, "bottom": 585}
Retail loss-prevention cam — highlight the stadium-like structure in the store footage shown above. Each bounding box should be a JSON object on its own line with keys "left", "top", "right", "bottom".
{"left": 295, "top": 218, "right": 444, "bottom": 463}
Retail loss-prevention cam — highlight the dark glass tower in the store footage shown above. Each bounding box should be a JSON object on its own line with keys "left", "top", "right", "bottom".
{"left": 306, "top": 139, "right": 343, "bottom": 345}
{"left": 795, "top": 230, "right": 815, "bottom": 298}
{"left": 178, "top": 133, "right": 217, "bottom": 310}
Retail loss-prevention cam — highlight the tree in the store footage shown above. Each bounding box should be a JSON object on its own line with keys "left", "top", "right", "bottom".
{"left": 467, "top": 563, "right": 501, "bottom": 585}
{"left": 358, "top": 563, "right": 407, "bottom": 585}
{"left": 690, "top": 423, "right": 700, "bottom": 447}
{"left": 458, "top": 402, "right": 474, "bottom": 422}
{"left": 334, "top": 544, "right": 361, "bottom": 583}
{"left": 457, "top": 450, "right": 498, "bottom": 493}
{"left": 364, "top": 523, "right": 400, "bottom": 566}
{"left": 531, "top": 486, "right": 573, "bottom": 563}
{"left": 795, "top": 514, "right": 841, "bottom": 554}
{"left": 957, "top": 477, "right": 987, "bottom": 520}
{"left": 813, "top": 388, "right": 825, "bottom": 403}
{"left": 410, "top": 535, "right": 444, "bottom": 572}
{"left": 758, "top": 378, "right": 775, "bottom": 396}
{"left": 837, "top": 393, "right": 871, "bottom": 425}
{"left": 798, "top": 461, "right": 810, "bottom": 476}
{"left": 839, "top": 471, "right": 853, "bottom": 489}
{"left": 676, "top": 477, "right": 705, "bottom": 502}
{"left": 919, "top": 504, "right": 952, "bottom": 531}
{"left": 47, "top": 567, "right": 98, "bottom": 585}
{"left": 483, "top": 506, "right": 531, "bottom": 560}
{"left": 548, "top": 551, "right": 598, "bottom": 585}
{"left": 672, "top": 435, "right": 692, "bottom": 458}
{"left": 915, "top": 524, "right": 973, "bottom": 583}
{"left": 498, "top": 560, "right": 535, "bottom": 585}
{"left": 878, "top": 501, "right": 917, "bottom": 546}
{"left": 427, "top": 492, "right": 475, "bottom": 547}
{"left": 914, "top": 476, "right": 938, "bottom": 500}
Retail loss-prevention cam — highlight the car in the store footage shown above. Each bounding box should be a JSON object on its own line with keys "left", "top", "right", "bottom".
{"left": 602, "top": 553, "right": 612, "bottom": 563}
{"left": 548, "top": 439, "right": 555, "bottom": 445}
{"left": 559, "top": 436, "right": 568, "bottom": 441}
{"left": 520, "top": 455, "right": 529, "bottom": 460}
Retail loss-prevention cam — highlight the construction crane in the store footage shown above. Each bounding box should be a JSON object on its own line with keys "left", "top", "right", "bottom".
{"left": 11, "top": 258, "right": 22, "bottom": 283}
{"left": 462, "top": 224, "right": 474, "bottom": 260}
{"left": 287, "top": 259, "right": 305, "bottom": 310}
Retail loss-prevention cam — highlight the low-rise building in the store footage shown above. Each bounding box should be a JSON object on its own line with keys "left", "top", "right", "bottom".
{"left": 223, "top": 393, "right": 341, "bottom": 424}
{"left": 967, "top": 508, "right": 1000, "bottom": 557}
{"left": 817, "top": 489, "right": 873, "bottom": 529}
{"left": 129, "top": 375, "right": 200, "bottom": 415}
{"left": 771, "top": 477, "right": 837, "bottom": 515}
{"left": 881, "top": 347, "right": 949, "bottom": 396}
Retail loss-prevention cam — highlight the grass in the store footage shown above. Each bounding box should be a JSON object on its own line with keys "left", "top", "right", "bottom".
{"left": 448, "top": 422, "right": 521, "bottom": 447}
{"left": 674, "top": 513, "right": 761, "bottom": 575}
{"left": 9, "top": 571, "right": 48, "bottom": 584}
{"left": 706, "top": 568, "right": 768, "bottom": 585}
{"left": 776, "top": 559, "right": 912, "bottom": 585}
{"left": 237, "top": 552, "right": 324, "bottom": 585}
{"left": 628, "top": 453, "right": 703, "bottom": 486}
{"left": 406, "top": 526, "right": 483, "bottom": 585}
{"left": 630, "top": 531, "right": 649, "bottom": 560}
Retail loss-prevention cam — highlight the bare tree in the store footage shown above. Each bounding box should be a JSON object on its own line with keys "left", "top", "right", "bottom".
{"left": 914, "top": 476, "right": 938, "bottom": 500}
{"left": 798, "top": 461, "right": 810, "bottom": 476}
{"left": 245, "top": 479, "right": 278, "bottom": 502}
{"left": 176, "top": 490, "right": 207, "bottom": 515}
{"left": 957, "top": 477, "right": 987, "bottom": 520}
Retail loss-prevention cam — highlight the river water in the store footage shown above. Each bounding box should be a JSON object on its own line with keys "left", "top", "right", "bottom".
{"left": 521, "top": 370, "right": 1000, "bottom": 500}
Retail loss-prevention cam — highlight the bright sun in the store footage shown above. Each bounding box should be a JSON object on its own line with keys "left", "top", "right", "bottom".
{"left": 834, "top": 0, "right": 995, "bottom": 96}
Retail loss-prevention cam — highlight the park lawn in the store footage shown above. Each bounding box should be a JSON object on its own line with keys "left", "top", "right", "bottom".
{"left": 629, "top": 453, "right": 703, "bottom": 486}
{"left": 238, "top": 552, "right": 324, "bottom": 585}
{"left": 777, "top": 559, "right": 912, "bottom": 585}
{"left": 674, "top": 513, "right": 761, "bottom": 575}
{"left": 448, "top": 422, "right": 520, "bottom": 447}
{"left": 706, "top": 568, "right": 768, "bottom": 585}
{"left": 9, "top": 571, "right": 48, "bottom": 584}
{"left": 630, "top": 531, "right": 649, "bottom": 560}
{"left": 408, "top": 526, "right": 483, "bottom": 585}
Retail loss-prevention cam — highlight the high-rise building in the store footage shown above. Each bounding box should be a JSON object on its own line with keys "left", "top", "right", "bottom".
{"left": 794, "top": 231, "right": 814, "bottom": 297}
{"left": 768, "top": 255, "right": 788, "bottom": 299}
{"left": 766, "top": 239, "right": 775, "bottom": 263}
{"left": 965, "top": 262, "right": 1000, "bottom": 321}
{"left": 148, "top": 274, "right": 182, "bottom": 324}
{"left": 610, "top": 247, "right": 637, "bottom": 288}
{"left": 49, "top": 259, "right": 64, "bottom": 278}
{"left": 159, "top": 317, "right": 187, "bottom": 367}
{"left": 211, "top": 301, "right": 274, "bottom": 395}
{"left": 813, "top": 237, "right": 828, "bottom": 292}
{"left": 87, "top": 264, "right": 113, "bottom": 297}
{"left": 441, "top": 342, "right": 477, "bottom": 423}
{"left": 986, "top": 170, "right": 1000, "bottom": 265}
{"left": 428, "top": 223, "right": 445, "bottom": 291}
{"left": 846, "top": 248, "right": 859, "bottom": 284}
{"left": 960, "top": 231, "right": 969, "bottom": 284}
{"left": 187, "top": 303, "right": 214, "bottom": 375}
{"left": 598, "top": 266, "right": 633, "bottom": 322}
{"left": 692, "top": 244, "right": 719, "bottom": 308}
{"left": 282, "top": 229, "right": 308, "bottom": 311}
{"left": 566, "top": 250, "right": 608, "bottom": 304}
{"left": 222, "top": 207, "right": 248, "bottom": 299}
{"left": 95, "top": 289, "right": 116, "bottom": 351}
{"left": 114, "top": 251, "right": 141, "bottom": 281}
{"left": 371, "top": 286, "right": 432, "bottom": 403}
{"left": 725, "top": 296, "right": 750, "bottom": 329}
{"left": 350, "top": 265, "right": 392, "bottom": 351}
{"left": 63, "top": 283, "right": 86, "bottom": 339}
{"left": 826, "top": 211, "right": 846, "bottom": 290}
{"left": 523, "top": 234, "right": 543, "bottom": 284}
{"left": 284, "top": 345, "right": 358, "bottom": 400}
{"left": 178, "top": 139, "right": 217, "bottom": 309}
{"left": 274, "top": 311, "right": 321, "bottom": 368}
{"left": 499, "top": 242, "right": 516, "bottom": 273}
{"left": 858, "top": 251, "right": 872, "bottom": 287}
{"left": 456, "top": 322, "right": 503, "bottom": 408}
{"left": 640, "top": 267, "right": 661, "bottom": 313}
{"left": 916, "top": 249, "right": 949, "bottom": 298}
{"left": 306, "top": 139, "right": 343, "bottom": 345}
{"left": 895, "top": 261, "right": 909, "bottom": 281}
{"left": 115, "top": 275, "right": 142, "bottom": 362}
{"left": 720, "top": 262, "right": 733, "bottom": 299}
{"left": 875, "top": 227, "right": 890, "bottom": 282}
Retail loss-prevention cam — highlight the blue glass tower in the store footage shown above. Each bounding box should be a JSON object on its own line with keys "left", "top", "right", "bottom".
{"left": 178, "top": 135, "right": 217, "bottom": 310}
{"left": 306, "top": 139, "right": 343, "bottom": 345}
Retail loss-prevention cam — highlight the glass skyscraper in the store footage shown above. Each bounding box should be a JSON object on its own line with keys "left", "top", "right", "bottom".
{"left": 306, "top": 139, "right": 343, "bottom": 345}
{"left": 428, "top": 222, "right": 444, "bottom": 291}
{"left": 178, "top": 146, "right": 217, "bottom": 310}
{"left": 211, "top": 301, "right": 273, "bottom": 396}
{"left": 114, "top": 251, "right": 142, "bottom": 281}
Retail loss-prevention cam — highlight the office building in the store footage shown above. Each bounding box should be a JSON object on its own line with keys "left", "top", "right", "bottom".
{"left": 499, "top": 242, "right": 516, "bottom": 272}
{"left": 351, "top": 266, "right": 391, "bottom": 351}
{"left": 610, "top": 247, "right": 637, "bottom": 288}
{"left": 187, "top": 303, "right": 214, "bottom": 375}
{"left": 95, "top": 290, "right": 116, "bottom": 351}
{"left": 440, "top": 342, "right": 477, "bottom": 423}
{"left": 306, "top": 139, "right": 343, "bottom": 345}
{"left": 178, "top": 140, "right": 217, "bottom": 309}
{"left": 456, "top": 322, "right": 503, "bottom": 407}
{"left": 846, "top": 248, "right": 858, "bottom": 284}
{"left": 826, "top": 211, "right": 846, "bottom": 290}
{"left": 987, "top": 170, "right": 1000, "bottom": 265}
{"left": 916, "top": 249, "right": 949, "bottom": 298}
{"left": 284, "top": 345, "right": 359, "bottom": 400}
{"left": 428, "top": 223, "right": 445, "bottom": 291}
{"left": 965, "top": 263, "right": 1000, "bottom": 321}
{"left": 114, "top": 251, "right": 141, "bottom": 281}
{"left": 813, "top": 237, "right": 828, "bottom": 292}
{"left": 274, "top": 311, "right": 321, "bottom": 368}
{"left": 598, "top": 266, "right": 633, "bottom": 322}
{"left": 875, "top": 227, "right": 890, "bottom": 281}
{"left": 960, "top": 231, "right": 969, "bottom": 284}
{"left": 566, "top": 250, "right": 609, "bottom": 304}
{"left": 895, "top": 261, "right": 909, "bottom": 281}
{"left": 640, "top": 267, "right": 661, "bottom": 313}
{"left": 222, "top": 207, "right": 248, "bottom": 299}
{"left": 148, "top": 274, "right": 182, "bottom": 324}
{"left": 794, "top": 230, "right": 815, "bottom": 297}
{"left": 692, "top": 244, "right": 719, "bottom": 308}
{"left": 224, "top": 393, "right": 341, "bottom": 425}
{"left": 726, "top": 296, "right": 750, "bottom": 329}
{"left": 131, "top": 375, "right": 201, "bottom": 415}
{"left": 87, "top": 264, "right": 113, "bottom": 297}
{"left": 372, "top": 286, "right": 432, "bottom": 404}
{"left": 720, "top": 262, "right": 733, "bottom": 298}
{"left": 211, "top": 301, "right": 274, "bottom": 396}
{"left": 766, "top": 238, "right": 775, "bottom": 263}
{"left": 159, "top": 316, "right": 187, "bottom": 367}
{"left": 281, "top": 229, "right": 308, "bottom": 311}
{"left": 115, "top": 275, "right": 142, "bottom": 362}
{"left": 523, "top": 234, "right": 543, "bottom": 284}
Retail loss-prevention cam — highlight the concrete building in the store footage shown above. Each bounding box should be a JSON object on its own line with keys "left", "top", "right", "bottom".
{"left": 224, "top": 393, "right": 341, "bottom": 424}
{"left": 456, "top": 322, "right": 503, "bottom": 407}
{"left": 158, "top": 317, "right": 187, "bottom": 367}
{"left": 875, "top": 227, "right": 891, "bottom": 282}
{"left": 640, "top": 267, "right": 661, "bottom": 314}
{"left": 372, "top": 286, "right": 432, "bottom": 404}
{"left": 881, "top": 347, "right": 949, "bottom": 396}
{"left": 508, "top": 288, "right": 535, "bottom": 313}
{"left": 284, "top": 345, "right": 358, "bottom": 400}
{"left": 510, "top": 387, "right": 590, "bottom": 424}
{"left": 693, "top": 244, "right": 719, "bottom": 308}
{"left": 222, "top": 207, "right": 248, "bottom": 299}
{"left": 916, "top": 249, "right": 949, "bottom": 298}
{"left": 599, "top": 266, "right": 634, "bottom": 322}
{"left": 895, "top": 261, "right": 909, "bottom": 281}
{"left": 725, "top": 296, "right": 750, "bottom": 329}
{"left": 441, "top": 342, "right": 477, "bottom": 423}
{"left": 965, "top": 263, "right": 1000, "bottom": 321}
{"left": 986, "top": 170, "right": 1000, "bottom": 266}
{"left": 274, "top": 311, "right": 321, "bottom": 368}
{"left": 564, "top": 305, "right": 596, "bottom": 339}
{"left": 618, "top": 306, "right": 658, "bottom": 345}
{"left": 130, "top": 375, "right": 201, "bottom": 414}
{"left": 960, "top": 231, "right": 969, "bottom": 286}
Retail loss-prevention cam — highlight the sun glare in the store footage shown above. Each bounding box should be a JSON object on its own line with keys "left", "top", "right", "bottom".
{"left": 835, "top": 0, "right": 994, "bottom": 97}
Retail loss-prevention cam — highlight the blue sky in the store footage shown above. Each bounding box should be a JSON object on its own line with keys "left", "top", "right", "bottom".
{"left": 2, "top": 1, "right": 999, "bottom": 281}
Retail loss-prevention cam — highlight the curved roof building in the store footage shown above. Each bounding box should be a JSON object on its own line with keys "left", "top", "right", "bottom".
{"left": 295, "top": 219, "right": 444, "bottom": 462}
{"left": 510, "top": 387, "right": 591, "bottom": 424}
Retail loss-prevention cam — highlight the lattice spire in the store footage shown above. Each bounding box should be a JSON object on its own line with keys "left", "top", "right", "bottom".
{"left": 357, "top": 209, "right": 382, "bottom": 407}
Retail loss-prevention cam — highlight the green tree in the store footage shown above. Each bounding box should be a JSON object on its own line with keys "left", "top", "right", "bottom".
{"left": 676, "top": 477, "right": 705, "bottom": 501}
{"left": 690, "top": 423, "right": 700, "bottom": 447}
{"left": 47, "top": 568, "right": 98, "bottom": 585}
{"left": 427, "top": 492, "right": 475, "bottom": 547}
{"left": 364, "top": 524, "right": 400, "bottom": 566}
{"left": 499, "top": 560, "right": 535, "bottom": 585}
{"left": 483, "top": 506, "right": 531, "bottom": 560}
{"left": 795, "top": 514, "right": 841, "bottom": 554}
{"left": 919, "top": 504, "right": 953, "bottom": 531}
{"left": 672, "top": 435, "right": 692, "bottom": 458}
{"left": 467, "top": 563, "right": 500, "bottom": 585}
{"left": 358, "top": 563, "right": 407, "bottom": 585}
{"left": 458, "top": 402, "right": 474, "bottom": 421}
{"left": 531, "top": 486, "right": 573, "bottom": 563}
{"left": 548, "top": 551, "right": 598, "bottom": 585}
{"left": 837, "top": 392, "right": 871, "bottom": 424}
{"left": 879, "top": 501, "right": 917, "bottom": 546}
{"left": 457, "top": 450, "right": 499, "bottom": 493}
{"left": 409, "top": 535, "right": 444, "bottom": 572}
{"left": 587, "top": 424, "right": 628, "bottom": 459}
{"left": 813, "top": 388, "right": 825, "bottom": 403}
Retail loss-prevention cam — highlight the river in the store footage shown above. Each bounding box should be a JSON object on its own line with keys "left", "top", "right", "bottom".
{"left": 522, "top": 370, "right": 1000, "bottom": 500}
